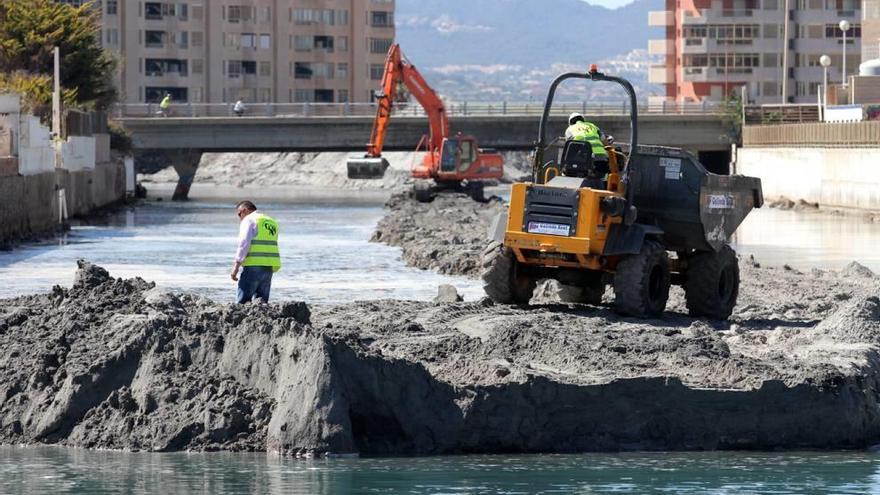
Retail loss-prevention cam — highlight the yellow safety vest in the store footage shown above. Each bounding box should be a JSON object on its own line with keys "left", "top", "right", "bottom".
{"left": 160, "top": 96, "right": 171, "bottom": 109}
{"left": 567, "top": 121, "right": 608, "bottom": 158}
{"left": 243, "top": 213, "right": 281, "bottom": 272}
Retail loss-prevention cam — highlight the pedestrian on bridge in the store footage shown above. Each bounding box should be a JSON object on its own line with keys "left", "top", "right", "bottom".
{"left": 231, "top": 200, "right": 281, "bottom": 304}
{"left": 158, "top": 93, "right": 172, "bottom": 117}
{"left": 233, "top": 99, "right": 246, "bottom": 117}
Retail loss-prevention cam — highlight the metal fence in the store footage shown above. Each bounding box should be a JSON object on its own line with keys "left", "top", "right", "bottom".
{"left": 110, "top": 100, "right": 724, "bottom": 119}
{"left": 743, "top": 104, "right": 821, "bottom": 125}
{"left": 743, "top": 121, "right": 880, "bottom": 147}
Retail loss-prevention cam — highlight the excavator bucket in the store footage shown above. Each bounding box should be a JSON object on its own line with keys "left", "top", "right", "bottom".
{"left": 346, "top": 157, "right": 390, "bottom": 179}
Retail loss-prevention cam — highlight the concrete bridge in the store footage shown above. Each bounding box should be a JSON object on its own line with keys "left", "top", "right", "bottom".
{"left": 116, "top": 104, "right": 731, "bottom": 199}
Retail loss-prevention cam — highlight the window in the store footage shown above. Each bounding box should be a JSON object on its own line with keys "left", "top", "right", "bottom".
{"left": 338, "top": 9, "right": 349, "bottom": 25}
{"left": 762, "top": 53, "right": 778, "bottom": 67}
{"left": 241, "top": 33, "right": 256, "bottom": 48}
{"left": 294, "top": 62, "right": 312, "bottom": 79}
{"left": 260, "top": 34, "right": 271, "bottom": 49}
{"left": 192, "top": 59, "right": 204, "bottom": 74}
{"left": 178, "top": 3, "right": 188, "bottom": 20}
{"left": 763, "top": 23, "right": 779, "bottom": 38}
{"left": 312, "top": 63, "right": 334, "bottom": 78}
{"left": 145, "top": 58, "right": 188, "bottom": 76}
{"left": 259, "top": 61, "right": 271, "bottom": 76}
{"left": 825, "top": 23, "right": 861, "bottom": 39}
{"left": 337, "top": 90, "right": 349, "bottom": 103}
{"left": 192, "top": 31, "right": 203, "bottom": 47}
{"left": 191, "top": 87, "right": 203, "bottom": 103}
{"left": 313, "top": 35, "right": 333, "bottom": 51}
{"left": 227, "top": 60, "right": 241, "bottom": 77}
{"left": 224, "top": 33, "right": 239, "bottom": 48}
{"left": 259, "top": 88, "right": 271, "bottom": 103}
{"left": 104, "top": 28, "right": 119, "bottom": 46}
{"left": 762, "top": 81, "right": 779, "bottom": 96}
{"left": 227, "top": 5, "right": 241, "bottom": 23}
{"left": 145, "top": 2, "right": 163, "bottom": 19}
{"left": 294, "top": 89, "right": 313, "bottom": 102}
{"left": 338, "top": 36, "right": 348, "bottom": 52}
{"left": 370, "top": 38, "right": 393, "bottom": 54}
{"left": 192, "top": 5, "right": 203, "bottom": 19}
{"left": 763, "top": 0, "right": 779, "bottom": 8}
{"left": 258, "top": 7, "right": 271, "bottom": 22}
{"left": 145, "top": 30, "right": 166, "bottom": 48}
{"left": 337, "top": 63, "right": 349, "bottom": 79}
{"left": 293, "top": 35, "right": 312, "bottom": 51}
{"left": 315, "top": 89, "right": 334, "bottom": 103}
{"left": 370, "top": 11, "right": 393, "bottom": 27}
{"left": 242, "top": 61, "right": 257, "bottom": 75}
{"left": 370, "top": 64, "right": 384, "bottom": 80}
{"left": 106, "top": 0, "right": 118, "bottom": 14}
{"left": 178, "top": 31, "right": 188, "bottom": 48}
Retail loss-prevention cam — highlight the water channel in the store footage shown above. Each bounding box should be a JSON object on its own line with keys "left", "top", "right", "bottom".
{"left": 0, "top": 198, "right": 877, "bottom": 302}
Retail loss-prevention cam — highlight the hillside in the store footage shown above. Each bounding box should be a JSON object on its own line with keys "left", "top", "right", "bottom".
{"left": 395, "top": 0, "right": 664, "bottom": 101}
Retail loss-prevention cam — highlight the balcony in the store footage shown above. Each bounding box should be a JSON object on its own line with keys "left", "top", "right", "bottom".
{"left": 648, "top": 39, "right": 672, "bottom": 56}
{"left": 648, "top": 10, "right": 673, "bottom": 27}
{"left": 649, "top": 65, "right": 673, "bottom": 84}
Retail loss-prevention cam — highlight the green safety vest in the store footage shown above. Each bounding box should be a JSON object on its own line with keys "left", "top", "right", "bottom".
{"left": 243, "top": 213, "right": 281, "bottom": 272}
{"left": 160, "top": 96, "right": 171, "bottom": 109}
{"left": 567, "top": 121, "right": 608, "bottom": 158}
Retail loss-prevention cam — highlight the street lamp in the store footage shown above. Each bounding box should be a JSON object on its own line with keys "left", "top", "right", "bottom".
{"left": 839, "top": 20, "right": 851, "bottom": 87}
{"left": 820, "top": 54, "right": 831, "bottom": 120}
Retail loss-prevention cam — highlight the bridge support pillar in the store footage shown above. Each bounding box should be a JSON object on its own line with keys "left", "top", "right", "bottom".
{"left": 172, "top": 153, "right": 201, "bottom": 201}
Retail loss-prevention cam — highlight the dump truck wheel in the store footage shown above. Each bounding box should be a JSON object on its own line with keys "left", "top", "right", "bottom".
{"left": 467, "top": 181, "right": 486, "bottom": 202}
{"left": 481, "top": 241, "right": 535, "bottom": 304}
{"left": 612, "top": 240, "right": 670, "bottom": 317}
{"left": 685, "top": 245, "right": 739, "bottom": 320}
{"left": 414, "top": 182, "right": 434, "bottom": 203}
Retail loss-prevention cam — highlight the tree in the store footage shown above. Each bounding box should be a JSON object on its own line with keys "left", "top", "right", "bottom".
{"left": 718, "top": 90, "right": 743, "bottom": 145}
{"left": 0, "top": 0, "right": 117, "bottom": 109}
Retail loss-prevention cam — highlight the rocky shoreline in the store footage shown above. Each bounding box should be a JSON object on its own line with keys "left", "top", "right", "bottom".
{"left": 1, "top": 258, "right": 878, "bottom": 455}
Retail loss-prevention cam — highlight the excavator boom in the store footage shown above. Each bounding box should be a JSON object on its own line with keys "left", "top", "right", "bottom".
{"left": 347, "top": 43, "right": 450, "bottom": 179}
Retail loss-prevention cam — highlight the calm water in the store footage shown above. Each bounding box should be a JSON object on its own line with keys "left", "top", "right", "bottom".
{"left": 2, "top": 447, "right": 880, "bottom": 494}
{"left": 0, "top": 201, "right": 482, "bottom": 302}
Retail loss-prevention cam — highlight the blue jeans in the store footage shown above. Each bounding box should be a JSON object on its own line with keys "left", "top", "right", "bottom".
{"left": 237, "top": 266, "right": 273, "bottom": 304}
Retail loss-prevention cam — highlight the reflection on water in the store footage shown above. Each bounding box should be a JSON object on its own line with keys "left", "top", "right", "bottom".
{"left": 0, "top": 201, "right": 482, "bottom": 303}
{"left": 2, "top": 447, "right": 880, "bottom": 494}
{"left": 732, "top": 207, "right": 880, "bottom": 273}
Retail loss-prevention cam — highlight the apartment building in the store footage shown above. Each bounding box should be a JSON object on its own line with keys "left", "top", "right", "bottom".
{"left": 648, "top": 0, "right": 862, "bottom": 103}
{"left": 88, "top": 1, "right": 395, "bottom": 104}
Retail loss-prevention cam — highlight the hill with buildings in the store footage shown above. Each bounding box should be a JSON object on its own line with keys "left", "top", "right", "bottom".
{"left": 395, "top": 0, "right": 664, "bottom": 101}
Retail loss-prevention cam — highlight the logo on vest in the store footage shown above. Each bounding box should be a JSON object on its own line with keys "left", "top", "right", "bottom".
{"left": 263, "top": 221, "right": 277, "bottom": 237}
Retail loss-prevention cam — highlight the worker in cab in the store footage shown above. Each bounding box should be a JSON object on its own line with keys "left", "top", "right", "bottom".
{"left": 564, "top": 112, "right": 610, "bottom": 181}
{"left": 230, "top": 200, "right": 281, "bottom": 304}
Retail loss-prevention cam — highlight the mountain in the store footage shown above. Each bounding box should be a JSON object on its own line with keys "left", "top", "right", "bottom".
{"left": 396, "top": 0, "right": 662, "bottom": 67}
{"left": 395, "top": 0, "right": 665, "bottom": 101}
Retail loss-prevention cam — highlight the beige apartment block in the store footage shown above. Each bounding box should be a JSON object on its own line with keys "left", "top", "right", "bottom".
{"left": 88, "top": 0, "right": 395, "bottom": 104}
{"left": 648, "top": 0, "right": 862, "bottom": 104}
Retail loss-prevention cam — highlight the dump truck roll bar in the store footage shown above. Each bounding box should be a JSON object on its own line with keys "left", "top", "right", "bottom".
{"left": 534, "top": 65, "right": 639, "bottom": 207}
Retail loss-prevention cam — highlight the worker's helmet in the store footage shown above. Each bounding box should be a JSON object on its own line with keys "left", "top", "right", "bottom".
{"left": 568, "top": 112, "right": 585, "bottom": 126}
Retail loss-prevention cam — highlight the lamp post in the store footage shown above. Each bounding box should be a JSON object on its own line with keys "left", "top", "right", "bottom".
{"left": 820, "top": 54, "right": 831, "bottom": 121}
{"left": 839, "top": 20, "right": 851, "bottom": 88}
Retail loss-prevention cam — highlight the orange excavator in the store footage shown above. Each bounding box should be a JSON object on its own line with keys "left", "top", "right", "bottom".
{"left": 346, "top": 43, "right": 504, "bottom": 202}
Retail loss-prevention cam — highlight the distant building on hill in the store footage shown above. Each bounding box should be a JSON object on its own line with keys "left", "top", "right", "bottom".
{"left": 58, "top": 0, "right": 396, "bottom": 104}
{"left": 647, "top": 0, "right": 862, "bottom": 104}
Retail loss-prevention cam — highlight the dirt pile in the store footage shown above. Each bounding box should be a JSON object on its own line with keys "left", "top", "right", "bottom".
{"left": 371, "top": 192, "right": 505, "bottom": 277}
{"left": 1, "top": 261, "right": 879, "bottom": 454}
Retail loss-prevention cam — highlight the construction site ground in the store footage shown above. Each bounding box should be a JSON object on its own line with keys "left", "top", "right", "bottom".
{"left": 0, "top": 191, "right": 878, "bottom": 455}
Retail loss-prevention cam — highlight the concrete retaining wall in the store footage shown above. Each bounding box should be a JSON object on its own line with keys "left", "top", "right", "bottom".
{"left": 737, "top": 147, "right": 880, "bottom": 210}
{"left": 0, "top": 161, "right": 127, "bottom": 246}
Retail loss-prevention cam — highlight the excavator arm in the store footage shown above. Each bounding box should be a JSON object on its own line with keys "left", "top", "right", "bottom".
{"left": 366, "top": 43, "right": 449, "bottom": 157}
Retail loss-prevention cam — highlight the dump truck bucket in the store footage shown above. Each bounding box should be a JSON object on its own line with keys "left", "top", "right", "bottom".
{"left": 346, "top": 157, "right": 390, "bottom": 179}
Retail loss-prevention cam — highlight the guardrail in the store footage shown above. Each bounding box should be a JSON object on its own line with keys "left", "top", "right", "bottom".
{"left": 110, "top": 101, "right": 724, "bottom": 119}
{"left": 743, "top": 121, "right": 880, "bottom": 147}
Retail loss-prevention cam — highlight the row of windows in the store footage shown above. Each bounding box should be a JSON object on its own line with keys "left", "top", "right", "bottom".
{"left": 681, "top": 23, "right": 861, "bottom": 40}
{"left": 292, "top": 35, "right": 348, "bottom": 52}
{"left": 706, "top": 0, "right": 858, "bottom": 11}
{"left": 223, "top": 33, "right": 272, "bottom": 49}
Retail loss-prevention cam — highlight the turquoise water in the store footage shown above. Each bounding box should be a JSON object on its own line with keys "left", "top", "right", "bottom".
{"left": 2, "top": 447, "right": 880, "bottom": 494}
{"left": 0, "top": 201, "right": 482, "bottom": 303}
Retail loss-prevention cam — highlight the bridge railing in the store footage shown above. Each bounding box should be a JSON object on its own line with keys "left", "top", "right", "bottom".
{"left": 111, "top": 101, "right": 724, "bottom": 119}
